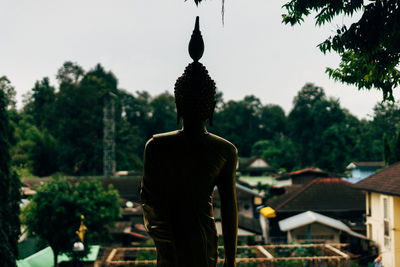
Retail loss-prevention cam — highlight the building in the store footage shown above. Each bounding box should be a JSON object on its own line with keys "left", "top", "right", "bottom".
{"left": 275, "top": 167, "right": 329, "bottom": 187}
{"left": 278, "top": 211, "right": 366, "bottom": 244}
{"left": 17, "top": 246, "right": 100, "bottom": 267}
{"left": 214, "top": 183, "right": 264, "bottom": 219}
{"left": 237, "top": 156, "right": 275, "bottom": 176}
{"left": 261, "top": 178, "right": 365, "bottom": 243}
{"left": 354, "top": 162, "right": 400, "bottom": 267}
{"left": 346, "top": 161, "right": 385, "bottom": 183}
{"left": 214, "top": 183, "right": 264, "bottom": 243}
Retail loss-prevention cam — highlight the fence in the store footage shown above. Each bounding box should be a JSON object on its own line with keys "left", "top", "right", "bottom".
{"left": 105, "top": 244, "right": 351, "bottom": 266}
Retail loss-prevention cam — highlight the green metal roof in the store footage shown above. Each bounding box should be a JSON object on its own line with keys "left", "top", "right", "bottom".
{"left": 17, "top": 245, "right": 100, "bottom": 267}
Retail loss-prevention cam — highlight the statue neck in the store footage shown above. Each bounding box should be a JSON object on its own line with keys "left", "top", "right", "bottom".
{"left": 181, "top": 120, "right": 207, "bottom": 134}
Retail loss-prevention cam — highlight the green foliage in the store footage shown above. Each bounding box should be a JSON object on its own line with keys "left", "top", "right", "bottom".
{"left": 22, "top": 177, "right": 120, "bottom": 266}
{"left": 255, "top": 182, "right": 270, "bottom": 198}
{"left": 252, "top": 138, "right": 297, "bottom": 171}
{"left": 0, "top": 76, "right": 17, "bottom": 109}
{"left": 54, "top": 63, "right": 118, "bottom": 175}
{"left": 214, "top": 95, "right": 264, "bottom": 156}
{"left": 27, "top": 127, "right": 58, "bottom": 177}
{"left": 9, "top": 113, "right": 58, "bottom": 177}
{"left": 384, "top": 125, "right": 400, "bottom": 165}
{"left": 0, "top": 83, "right": 21, "bottom": 267}
{"left": 148, "top": 92, "right": 176, "bottom": 134}
{"left": 30, "top": 77, "right": 56, "bottom": 130}
{"left": 282, "top": 0, "right": 400, "bottom": 100}
{"left": 287, "top": 83, "right": 363, "bottom": 172}
{"left": 259, "top": 104, "right": 287, "bottom": 139}
{"left": 8, "top": 60, "right": 400, "bottom": 176}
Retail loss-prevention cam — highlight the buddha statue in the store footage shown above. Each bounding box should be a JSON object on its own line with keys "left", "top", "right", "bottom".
{"left": 141, "top": 17, "right": 238, "bottom": 267}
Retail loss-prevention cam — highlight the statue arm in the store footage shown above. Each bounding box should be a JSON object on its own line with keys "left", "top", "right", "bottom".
{"left": 141, "top": 138, "right": 157, "bottom": 206}
{"left": 217, "top": 147, "right": 238, "bottom": 267}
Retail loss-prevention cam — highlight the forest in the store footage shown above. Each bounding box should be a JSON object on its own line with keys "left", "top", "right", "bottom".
{"left": 3, "top": 61, "right": 400, "bottom": 177}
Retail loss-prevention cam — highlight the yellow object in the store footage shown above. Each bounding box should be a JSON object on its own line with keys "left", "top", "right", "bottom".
{"left": 254, "top": 197, "right": 262, "bottom": 205}
{"left": 76, "top": 215, "right": 87, "bottom": 242}
{"left": 260, "top": 206, "right": 276, "bottom": 218}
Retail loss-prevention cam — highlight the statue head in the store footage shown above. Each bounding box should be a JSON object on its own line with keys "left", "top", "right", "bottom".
{"left": 174, "top": 17, "right": 216, "bottom": 126}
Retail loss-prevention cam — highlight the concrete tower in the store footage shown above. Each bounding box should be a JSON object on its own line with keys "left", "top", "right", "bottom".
{"left": 103, "top": 92, "right": 116, "bottom": 177}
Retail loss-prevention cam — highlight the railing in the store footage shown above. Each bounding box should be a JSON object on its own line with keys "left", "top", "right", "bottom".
{"left": 105, "top": 244, "right": 351, "bottom": 266}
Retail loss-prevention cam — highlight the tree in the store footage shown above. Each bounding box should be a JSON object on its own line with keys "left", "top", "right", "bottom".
{"left": 22, "top": 177, "right": 120, "bottom": 267}
{"left": 56, "top": 61, "right": 85, "bottom": 85}
{"left": 30, "top": 77, "right": 56, "bottom": 130}
{"left": 288, "top": 83, "right": 328, "bottom": 167}
{"left": 116, "top": 90, "right": 153, "bottom": 171}
{"left": 54, "top": 63, "right": 118, "bottom": 175}
{"left": 0, "top": 82, "right": 20, "bottom": 267}
{"left": 251, "top": 138, "right": 297, "bottom": 171}
{"left": 148, "top": 91, "right": 177, "bottom": 135}
{"left": 288, "top": 83, "right": 360, "bottom": 172}
{"left": 26, "top": 127, "right": 59, "bottom": 177}
{"left": 362, "top": 101, "right": 400, "bottom": 163}
{"left": 214, "top": 95, "right": 263, "bottom": 156}
{"left": 259, "top": 104, "right": 287, "bottom": 140}
{"left": 0, "top": 76, "right": 16, "bottom": 109}
{"left": 282, "top": 0, "right": 400, "bottom": 100}
{"left": 370, "top": 101, "right": 400, "bottom": 141}
{"left": 384, "top": 124, "right": 400, "bottom": 165}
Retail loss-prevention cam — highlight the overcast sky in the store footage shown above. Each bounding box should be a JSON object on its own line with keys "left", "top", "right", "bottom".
{"left": 1, "top": 0, "right": 397, "bottom": 119}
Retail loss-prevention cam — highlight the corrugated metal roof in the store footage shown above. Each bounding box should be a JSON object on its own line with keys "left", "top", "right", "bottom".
{"left": 17, "top": 245, "right": 100, "bottom": 267}
{"left": 214, "top": 183, "right": 264, "bottom": 198}
{"left": 236, "top": 183, "right": 263, "bottom": 197}
{"left": 278, "top": 211, "right": 366, "bottom": 239}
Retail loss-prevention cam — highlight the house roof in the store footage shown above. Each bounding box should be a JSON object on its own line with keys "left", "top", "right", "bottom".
{"left": 276, "top": 167, "right": 328, "bottom": 181}
{"left": 267, "top": 178, "right": 365, "bottom": 212}
{"left": 23, "top": 177, "right": 142, "bottom": 202}
{"left": 238, "top": 156, "right": 274, "bottom": 171}
{"left": 17, "top": 246, "right": 100, "bottom": 267}
{"left": 346, "top": 161, "right": 385, "bottom": 169}
{"left": 354, "top": 161, "right": 400, "bottom": 196}
{"left": 236, "top": 183, "right": 264, "bottom": 197}
{"left": 216, "top": 214, "right": 262, "bottom": 235}
{"left": 238, "top": 214, "right": 263, "bottom": 235}
{"left": 214, "top": 183, "right": 264, "bottom": 199}
{"left": 239, "top": 156, "right": 264, "bottom": 168}
{"left": 101, "top": 177, "right": 142, "bottom": 202}
{"left": 278, "top": 211, "right": 366, "bottom": 239}
{"left": 110, "top": 221, "right": 132, "bottom": 234}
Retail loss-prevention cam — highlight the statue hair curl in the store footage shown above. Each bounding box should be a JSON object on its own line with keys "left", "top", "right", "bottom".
{"left": 174, "top": 61, "right": 216, "bottom": 126}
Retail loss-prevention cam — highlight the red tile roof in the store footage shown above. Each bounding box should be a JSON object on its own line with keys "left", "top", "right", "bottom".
{"left": 289, "top": 167, "right": 328, "bottom": 176}
{"left": 276, "top": 167, "right": 329, "bottom": 180}
{"left": 354, "top": 161, "right": 400, "bottom": 196}
{"left": 267, "top": 178, "right": 365, "bottom": 212}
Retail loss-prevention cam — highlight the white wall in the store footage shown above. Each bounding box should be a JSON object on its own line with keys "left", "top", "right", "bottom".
{"left": 366, "top": 193, "right": 400, "bottom": 267}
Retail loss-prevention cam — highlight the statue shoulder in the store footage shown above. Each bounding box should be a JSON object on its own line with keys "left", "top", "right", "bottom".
{"left": 152, "top": 130, "right": 181, "bottom": 140}
{"left": 207, "top": 133, "right": 238, "bottom": 156}
{"left": 145, "top": 130, "right": 181, "bottom": 148}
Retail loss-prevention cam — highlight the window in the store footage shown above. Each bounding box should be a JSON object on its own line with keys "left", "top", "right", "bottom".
{"left": 296, "top": 235, "right": 334, "bottom": 240}
{"left": 367, "top": 192, "right": 371, "bottom": 216}
{"left": 254, "top": 197, "right": 262, "bottom": 205}
{"left": 367, "top": 223, "right": 372, "bottom": 240}
{"left": 383, "top": 197, "right": 390, "bottom": 247}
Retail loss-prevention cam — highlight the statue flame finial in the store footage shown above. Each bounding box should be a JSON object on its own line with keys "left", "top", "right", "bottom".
{"left": 188, "top": 16, "right": 204, "bottom": 62}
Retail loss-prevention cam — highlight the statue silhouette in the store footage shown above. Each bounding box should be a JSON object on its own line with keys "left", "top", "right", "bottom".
{"left": 141, "top": 17, "right": 238, "bottom": 267}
